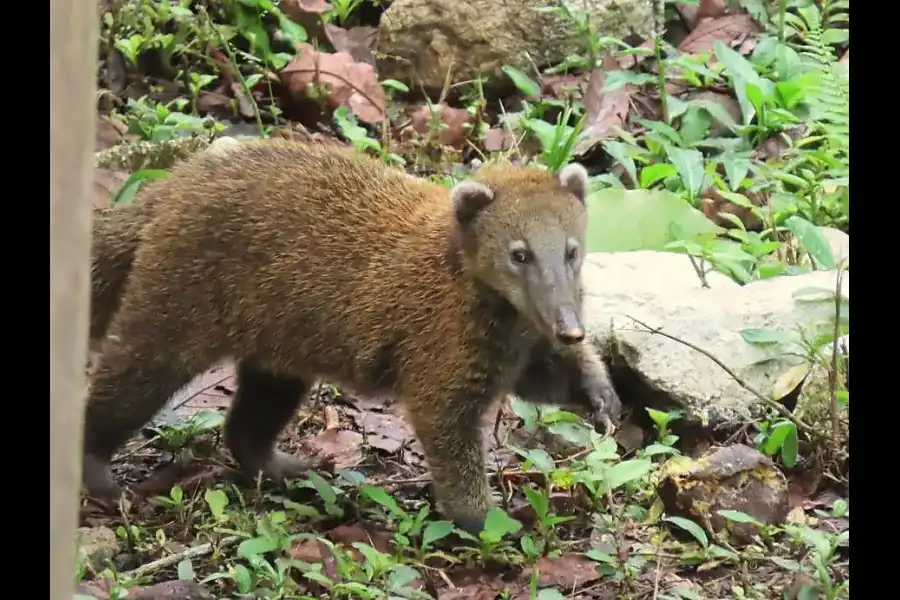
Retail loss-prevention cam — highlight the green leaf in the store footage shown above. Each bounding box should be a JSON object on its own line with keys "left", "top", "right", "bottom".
{"left": 585, "top": 188, "right": 721, "bottom": 253}
{"left": 763, "top": 421, "right": 796, "bottom": 455}
{"left": 785, "top": 216, "right": 836, "bottom": 269}
{"left": 601, "top": 140, "right": 638, "bottom": 187}
{"left": 110, "top": 168, "right": 169, "bottom": 206}
{"left": 718, "top": 151, "right": 751, "bottom": 191}
{"left": 739, "top": 328, "right": 786, "bottom": 345}
{"left": 177, "top": 558, "right": 195, "bottom": 581}
{"left": 665, "top": 147, "right": 706, "bottom": 198}
{"left": 501, "top": 65, "right": 541, "bottom": 97}
{"left": 600, "top": 459, "right": 653, "bottom": 490}
{"left": 204, "top": 489, "right": 228, "bottom": 520}
{"left": 521, "top": 448, "right": 555, "bottom": 474}
{"left": 360, "top": 485, "right": 406, "bottom": 517}
{"left": 602, "top": 70, "right": 656, "bottom": 92}
{"left": 537, "top": 590, "right": 567, "bottom": 600}
{"left": 679, "top": 107, "right": 710, "bottom": 145}
{"left": 307, "top": 471, "right": 338, "bottom": 506}
{"left": 238, "top": 536, "right": 280, "bottom": 558}
{"left": 480, "top": 508, "right": 522, "bottom": 543}
{"left": 388, "top": 564, "right": 421, "bottom": 589}
{"left": 639, "top": 163, "right": 678, "bottom": 188}
{"left": 780, "top": 424, "right": 799, "bottom": 467}
{"left": 663, "top": 516, "right": 708, "bottom": 548}
{"left": 522, "top": 486, "right": 549, "bottom": 519}
{"left": 421, "top": 520, "right": 454, "bottom": 548}
{"left": 717, "top": 509, "right": 764, "bottom": 527}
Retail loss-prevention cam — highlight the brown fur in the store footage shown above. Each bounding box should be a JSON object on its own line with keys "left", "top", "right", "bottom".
{"left": 83, "top": 139, "right": 622, "bottom": 534}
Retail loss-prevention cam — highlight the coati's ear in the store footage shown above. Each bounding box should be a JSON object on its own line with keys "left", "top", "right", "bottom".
{"left": 558, "top": 162, "right": 589, "bottom": 204}
{"left": 451, "top": 180, "right": 495, "bottom": 228}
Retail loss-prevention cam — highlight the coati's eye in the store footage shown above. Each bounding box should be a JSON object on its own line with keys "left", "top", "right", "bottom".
{"left": 511, "top": 249, "right": 530, "bottom": 264}
{"left": 566, "top": 246, "right": 578, "bottom": 262}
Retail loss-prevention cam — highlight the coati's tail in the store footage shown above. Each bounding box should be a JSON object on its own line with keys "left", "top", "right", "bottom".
{"left": 89, "top": 200, "right": 156, "bottom": 348}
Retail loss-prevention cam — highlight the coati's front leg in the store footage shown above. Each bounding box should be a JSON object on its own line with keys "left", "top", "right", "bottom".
{"left": 224, "top": 359, "right": 331, "bottom": 481}
{"left": 514, "top": 339, "right": 623, "bottom": 432}
{"left": 405, "top": 390, "right": 493, "bottom": 535}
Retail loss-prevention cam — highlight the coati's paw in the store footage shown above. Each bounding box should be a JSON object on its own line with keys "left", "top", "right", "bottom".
{"left": 453, "top": 514, "right": 487, "bottom": 537}
{"left": 587, "top": 379, "right": 623, "bottom": 435}
{"left": 260, "top": 450, "right": 334, "bottom": 481}
{"left": 82, "top": 453, "right": 122, "bottom": 501}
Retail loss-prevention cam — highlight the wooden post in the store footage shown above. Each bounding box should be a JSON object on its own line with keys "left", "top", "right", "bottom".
{"left": 50, "top": 0, "right": 97, "bottom": 598}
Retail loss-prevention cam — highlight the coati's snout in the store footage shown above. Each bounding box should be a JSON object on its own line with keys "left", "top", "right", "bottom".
{"left": 451, "top": 161, "right": 591, "bottom": 344}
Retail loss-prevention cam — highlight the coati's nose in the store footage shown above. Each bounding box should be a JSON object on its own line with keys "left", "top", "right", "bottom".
{"left": 556, "top": 327, "right": 585, "bottom": 345}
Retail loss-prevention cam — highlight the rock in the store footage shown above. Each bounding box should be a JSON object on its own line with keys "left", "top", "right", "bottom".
{"left": 579, "top": 251, "right": 849, "bottom": 428}
{"left": 377, "top": 0, "right": 659, "bottom": 92}
{"left": 658, "top": 444, "right": 790, "bottom": 545}
{"left": 77, "top": 526, "right": 120, "bottom": 574}
{"left": 130, "top": 581, "right": 216, "bottom": 600}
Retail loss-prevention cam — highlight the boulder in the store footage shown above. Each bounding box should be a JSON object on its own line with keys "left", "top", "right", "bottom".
{"left": 580, "top": 250, "right": 848, "bottom": 429}
{"left": 377, "top": 0, "right": 659, "bottom": 92}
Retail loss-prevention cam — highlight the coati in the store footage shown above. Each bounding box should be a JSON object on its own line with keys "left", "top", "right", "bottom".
{"left": 84, "top": 139, "right": 623, "bottom": 534}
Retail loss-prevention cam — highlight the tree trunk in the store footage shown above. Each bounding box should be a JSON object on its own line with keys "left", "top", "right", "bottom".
{"left": 50, "top": 0, "right": 97, "bottom": 597}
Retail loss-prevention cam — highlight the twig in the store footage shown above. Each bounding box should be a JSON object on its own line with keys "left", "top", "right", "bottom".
{"left": 126, "top": 536, "right": 240, "bottom": 578}
{"left": 624, "top": 315, "right": 833, "bottom": 443}
{"left": 686, "top": 254, "right": 709, "bottom": 288}
{"left": 203, "top": 9, "right": 265, "bottom": 135}
{"left": 651, "top": 532, "right": 665, "bottom": 600}
{"left": 827, "top": 267, "right": 847, "bottom": 442}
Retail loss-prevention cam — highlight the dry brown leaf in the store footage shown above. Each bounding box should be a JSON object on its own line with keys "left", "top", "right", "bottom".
{"left": 616, "top": 38, "right": 656, "bottom": 70}
{"left": 698, "top": 0, "right": 729, "bottom": 20}
{"left": 700, "top": 186, "right": 765, "bottom": 231}
{"left": 95, "top": 115, "right": 127, "bottom": 151}
{"left": 93, "top": 168, "right": 129, "bottom": 209}
{"left": 574, "top": 67, "right": 635, "bottom": 154}
{"left": 520, "top": 554, "right": 603, "bottom": 589}
{"left": 483, "top": 127, "right": 516, "bottom": 152}
{"left": 281, "top": 43, "right": 386, "bottom": 123}
{"left": 540, "top": 73, "right": 582, "bottom": 99}
{"left": 306, "top": 429, "right": 364, "bottom": 469}
{"left": 281, "top": 0, "right": 332, "bottom": 21}
{"left": 678, "top": 14, "right": 761, "bottom": 55}
{"left": 324, "top": 24, "right": 378, "bottom": 65}
{"left": 409, "top": 103, "right": 473, "bottom": 149}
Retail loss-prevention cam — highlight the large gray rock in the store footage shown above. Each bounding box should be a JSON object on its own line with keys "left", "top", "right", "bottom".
{"left": 376, "top": 0, "right": 659, "bottom": 92}
{"left": 581, "top": 250, "right": 848, "bottom": 428}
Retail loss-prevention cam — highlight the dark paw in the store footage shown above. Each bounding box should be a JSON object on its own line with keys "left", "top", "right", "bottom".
{"left": 453, "top": 515, "right": 486, "bottom": 537}
{"left": 589, "top": 382, "right": 623, "bottom": 435}
{"left": 82, "top": 453, "right": 121, "bottom": 501}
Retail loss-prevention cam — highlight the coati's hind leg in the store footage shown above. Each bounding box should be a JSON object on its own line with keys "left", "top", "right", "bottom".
{"left": 224, "top": 359, "right": 326, "bottom": 483}
{"left": 82, "top": 340, "right": 206, "bottom": 500}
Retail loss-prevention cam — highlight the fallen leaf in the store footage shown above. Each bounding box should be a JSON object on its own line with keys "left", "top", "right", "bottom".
{"left": 196, "top": 87, "right": 233, "bottom": 115}
{"left": 354, "top": 410, "right": 414, "bottom": 454}
{"left": 93, "top": 169, "right": 130, "bottom": 209}
{"left": 540, "top": 73, "right": 582, "bottom": 99}
{"left": 281, "top": 0, "right": 332, "bottom": 20}
{"left": 95, "top": 115, "right": 127, "bottom": 151}
{"left": 615, "top": 38, "right": 655, "bottom": 70}
{"left": 520, "top": 554, "right": 602, "bottom": 589}
{"left": 613, "top": 420, "right": 646, "bottom": 453}
{"left": 328, "top": 524, "right": 395, "bottom": 554}
{"left": 306, "top": 429, "right": 364, "bottom": 469}
{"left": 484, "top": 127, "right": 516, "bottom": 151}
{"left": 574, "top": 66, "right": 635, "bottom": 154}
{"left": 324, "top": 24, "right": 378, "bottom": 65}
{"left": 171, "top": 362, "right": 236, "bottom": 416}
{"left": 281, "top": 43, "right": 386, "bottom": 123}
{"left": 698, "top": 0, "right": 729, "bottom": 20}
{"left": 678, "top": 15, "right": 761, "bottom": 55}
{"left": 700, "top": 186, "right": 765, "bottom": 231}
{"left": 409, "top": 103, "right": 473, "bottom": 149}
